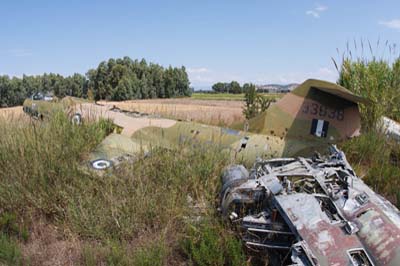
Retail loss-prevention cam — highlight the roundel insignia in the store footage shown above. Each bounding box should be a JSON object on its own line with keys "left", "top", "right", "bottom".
{"left": 91, "top": 159, "right": 112, "bottom": 170}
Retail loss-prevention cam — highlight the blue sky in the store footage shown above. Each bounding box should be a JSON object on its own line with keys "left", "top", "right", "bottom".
{"left": 0, "top": 1, "right": 399, "bottom": 89}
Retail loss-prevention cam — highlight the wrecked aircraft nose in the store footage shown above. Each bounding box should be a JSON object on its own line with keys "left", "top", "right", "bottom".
{"left": 220, "top": 146, "right": 400, "bottom": 266}
{"left": 221, "top": 165, "right": 249, "bottom": 195}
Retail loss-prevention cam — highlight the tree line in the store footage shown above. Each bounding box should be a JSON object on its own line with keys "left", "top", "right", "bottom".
{"left": 0, "top": 57, "right": 191, "bottom": 108}
{"left": 211, "top": 81, "right": 260, "bottom": 94}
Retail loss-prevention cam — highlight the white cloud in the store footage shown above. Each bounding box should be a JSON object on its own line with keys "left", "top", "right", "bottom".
{"left": 253, "top": 67, "right": 337, "bottom": 85}
{"left": 306, "top": 4, "right": 328, "bottom": 19}
{"left": 306, "top": 10, "right": 320, "bottom": 18}
{"left": 187, "top": 67, "right": 209, "bottom": 74}
{"left": 188, "top": 68, "right": 247, "bottom": 87}
{"left": 379, "top": 19, "right": 400, "bottom": 30}
{"left": 313, "top": 67, "right": 337, "bottom": 81}
{"left": 315, "top": 5, "right": 328, "bottom": 12}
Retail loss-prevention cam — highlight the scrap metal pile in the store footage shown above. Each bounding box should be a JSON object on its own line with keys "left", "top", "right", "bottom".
{"left": 220, "top": 146, "right": 400, "bottom": 266}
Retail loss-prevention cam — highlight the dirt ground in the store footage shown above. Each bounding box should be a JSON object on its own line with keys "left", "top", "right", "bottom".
{"left": 21, "top": 221, "right": 81, "bottom": 266}
{"left": 98, "top": 98, "right": 245, "bottom": 126}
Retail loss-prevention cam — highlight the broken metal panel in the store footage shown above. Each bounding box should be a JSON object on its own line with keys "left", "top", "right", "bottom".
{"left": 220, "top": 146, "right": 400, "bottom": 266}
{"left": 381, "top": 116, "right": 400, "bottom": 141}
{"left": 259, "top": 175, "right": 283, "bottom": 195}
{"left": 339, "top": 176, "right": 400, "bottom": 266}
{"left": 276, "top": 193, "right": 364, "bottom": 266}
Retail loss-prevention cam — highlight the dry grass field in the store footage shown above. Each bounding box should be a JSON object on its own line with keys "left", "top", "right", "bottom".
{"left": 0, "top": 106, "right": 23, "bottom": 116}
{"left": 0, "top": 106, "right": 27, "bottom": 122}
{"left": 99, "top": 98, "right": 245, "bottom": 126}
{"left": 1, "top": 98, "right": 245, "bottom": 127}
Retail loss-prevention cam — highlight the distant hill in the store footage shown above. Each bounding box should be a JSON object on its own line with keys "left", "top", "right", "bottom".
{"left": 193, "top": 83, "right": 299, "bottom": 93}
{"left": 256, "top": 83, "right": 298, "bottom": 93}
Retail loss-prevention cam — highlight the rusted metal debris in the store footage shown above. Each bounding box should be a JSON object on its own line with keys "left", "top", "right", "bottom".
{"left": 220, "top": 146, "right": 400, "bottom": 266}
{"left": 382, "top": 116, "right": 400, "bottom": 142}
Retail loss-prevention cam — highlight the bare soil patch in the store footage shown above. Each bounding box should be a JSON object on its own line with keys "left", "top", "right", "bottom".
{"left": 21, "top": 221, "right": 81, "bottom": 266}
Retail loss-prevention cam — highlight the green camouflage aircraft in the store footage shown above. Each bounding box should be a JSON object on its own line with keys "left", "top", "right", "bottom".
{"left": 23, "top": 79, "right": 367, "bottom": 170}
{"left": 23, "top": 92, "right": 89, "bottom": 121}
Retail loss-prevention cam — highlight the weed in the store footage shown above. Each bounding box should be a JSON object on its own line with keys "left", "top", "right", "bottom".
{"left": 181, "top": 219, "right": 245, "bottom": 266}
{"left": 0, "top": 233, "right": 22, "bottom": 266}
{"left": 133, "top": 240, "right": 167, "bottom": 266}
{"left": 341, "top": 131, "right": 400, "bottom": 207}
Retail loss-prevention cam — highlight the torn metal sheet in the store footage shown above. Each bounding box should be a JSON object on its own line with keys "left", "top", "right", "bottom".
{"left": 381, "top": 116, "right": 400, "bottom": 141}
{"left": 220, "top": 146, "right": 400, "bottom": 266}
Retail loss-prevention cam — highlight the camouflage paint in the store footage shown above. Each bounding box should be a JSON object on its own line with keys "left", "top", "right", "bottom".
{"left": 22, "top": 79, "right": 367, "bottom": 165}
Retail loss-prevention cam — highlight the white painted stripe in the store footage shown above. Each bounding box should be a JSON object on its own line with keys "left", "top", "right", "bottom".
{"left": 315, "top": 119, "right": 324, "bottom": 137}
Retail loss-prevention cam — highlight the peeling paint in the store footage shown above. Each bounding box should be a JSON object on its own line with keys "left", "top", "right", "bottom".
{"left": 220, "top": 145, "right": 400, "bottom": 265}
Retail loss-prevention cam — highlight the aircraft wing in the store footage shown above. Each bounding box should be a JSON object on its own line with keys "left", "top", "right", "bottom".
{"left": 85, "top": 79, "right": 368, "bottom": 170}
{"left": 84, "top": 105, "right": 299, "bottom": 170}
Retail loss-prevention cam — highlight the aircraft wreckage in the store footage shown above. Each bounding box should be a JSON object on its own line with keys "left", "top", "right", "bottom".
{"left": 23, "top": 79, "right": 370, "bottom": 166}
{"left": 22, "top": 79, "right": 400, "bottom": 264}
{"left": 220, "top": 146, "right": 400, "bottom": 266}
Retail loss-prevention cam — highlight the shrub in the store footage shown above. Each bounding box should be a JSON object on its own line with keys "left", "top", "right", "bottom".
{"left": 243, "top": 83, "right": 274, "bottom": 120}
{"left": 181, "top": 220, "right": 245, "bottom": 266}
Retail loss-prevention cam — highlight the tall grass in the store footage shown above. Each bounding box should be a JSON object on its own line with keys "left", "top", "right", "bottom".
{"left": 0, "top": 113, "right": 112, "bottom": 220}
{"left": 334, "top": 40, "right": 400, "bottom": 130}
{"left": 341, "top": 131, "right": 400, "bottom": 207}
{"left": 0, "top": 113, "right": 245, "bottom": 265}
{"left": 0, "top": 233, "right": 22, "bottom": 265}
{"left": 336, "top": 40, "right": 400, "bottom": 207}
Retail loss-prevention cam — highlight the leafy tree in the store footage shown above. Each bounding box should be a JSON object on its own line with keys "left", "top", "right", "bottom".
{"left": 0, "top": 56, "right": 191, "bottom": 108}
{"left": 230, "top": 81, "right": 242, "bottom": 94}
{"left": 212, "top": 82, "right": 225, "bottom": 93}
{"left": 212, "top": 81, "right": 243, "bottom": 94}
